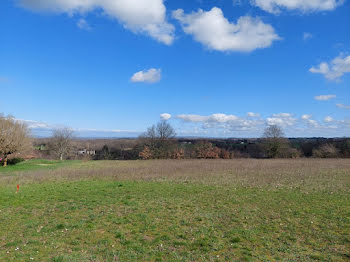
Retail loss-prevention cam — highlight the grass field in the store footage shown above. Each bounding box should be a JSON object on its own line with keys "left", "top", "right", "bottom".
{"left": 0, "top": 159, "right": 349, "bottom": 261}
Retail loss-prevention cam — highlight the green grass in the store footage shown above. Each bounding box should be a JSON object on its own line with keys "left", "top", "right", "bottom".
{"left": 0, "top": 159, "right": 82, "bottom": 174}
{"left": 0, "top": 159, "right": 349, "bottom": 261}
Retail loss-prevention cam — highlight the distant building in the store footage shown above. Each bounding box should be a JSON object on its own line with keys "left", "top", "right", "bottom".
{"left": 77, "top": 149, "right": 96, "bottom": 156}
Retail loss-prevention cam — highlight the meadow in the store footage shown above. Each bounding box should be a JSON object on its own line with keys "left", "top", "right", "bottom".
{"left": 0, "top": 159, "right": 349, "bottom": 261}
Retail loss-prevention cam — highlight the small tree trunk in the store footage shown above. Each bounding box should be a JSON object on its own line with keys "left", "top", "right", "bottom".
{"left": 3, "top": 156, "right": 8, "bottom": 167}
{"left": 60, "top": 154, "right": 63, "bottom": 161}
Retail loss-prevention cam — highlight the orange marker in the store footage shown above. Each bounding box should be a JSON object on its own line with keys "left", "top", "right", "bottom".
{"left": 16, "top": 184, "right": 19, "bottom": 193}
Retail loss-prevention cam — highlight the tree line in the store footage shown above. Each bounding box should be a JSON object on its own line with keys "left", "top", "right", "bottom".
{"left": 94, "top": 121, "right": 350, "bottom": 160}
{"left": 1, "top": 115, "right": 349, "bottom": 166}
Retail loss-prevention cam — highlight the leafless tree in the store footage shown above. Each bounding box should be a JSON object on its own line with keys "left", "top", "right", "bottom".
{"left": 263, "top": 125, "right": 285, "bottom": 138}
{"left": 156, "top": 121, "right": 176, "bottom": 140}
{"left": 49, "top": 128, "right": 74, "bottom": 160}
{"left": 262, "top": 125, "right": 290, "bottom": 158}
{"left": 0, "top": 115, "right": 32, "bottom": 166}
{"left": 138, "top": 121, "right": 176, "bottom": 159}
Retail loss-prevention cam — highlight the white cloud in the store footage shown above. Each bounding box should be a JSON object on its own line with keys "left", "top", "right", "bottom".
{"left": 336, "top": 103, "right": 350, "bottom": 109}
{"left": 247, "top": 112, "right": 260, "bottom": 117}
{"left": 172, "top": 7, "right": 280, "bottom": 52}
{"left": 272, "top": 113, "right": 292, "bottom": 117}
{"left": 267, "top": 113, "right": 296, "bottom": 127}
{"left": 17, "top": 119, "right": 52, "bottom": 129}
{"left": 303, "top": 32, "right": 313, "bottom": 41}
{"left": 131, "top": 68, "right": 161, "bottom": 83}
{"left": 77, "top": 18, "right": 91, "bottom": 30}
{"left": 324, "top": 116, "right": 334, "bottom": 122}
{"left": 301, "top": 114, "right": 312, "bottom": 120}
{"left": 17, "top": 119, "right": 140, "bottom": 137}
{"left": 310, "top": 54, "right": 350, "bottom": 81}
{"left": 314, "top": 94, "right": 336, "bottom": 101}
{"left": 160, "top": 113, "right": 171, "bottom": 120}
{"left": 176, "top": 113, "right": 264, "bottom": 132}
{"left": 177, "top": 114, "right": 238, "bottom": 123}
{"left": 252, "top": 0, "right": 343, "bottom": 14}
{"left": 175, "top": 112, "right": 350, "bottom": 137}
{"left": 300, "top": 115, "right": 320, "bottom": 127}
{"left": 19, "top": 0, "right": 175, "bottom": 45}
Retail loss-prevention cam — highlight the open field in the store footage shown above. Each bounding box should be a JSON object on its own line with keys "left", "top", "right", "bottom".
{"left": 0, "top": 159, "right": 349, "bottom": 261}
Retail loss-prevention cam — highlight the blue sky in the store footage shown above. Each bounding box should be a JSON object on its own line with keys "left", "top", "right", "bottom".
{"left": 0, "top": 0, "right": 349, "bottom": 137}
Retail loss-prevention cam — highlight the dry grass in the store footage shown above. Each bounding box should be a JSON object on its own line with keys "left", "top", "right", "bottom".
{"left": 2, "top": 159, "right": 350, "bottom": 191}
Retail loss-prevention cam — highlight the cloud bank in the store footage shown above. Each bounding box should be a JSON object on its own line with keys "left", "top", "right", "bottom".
{"left": 175, "top": 113, "right": 350, "bottom": 137}
{"left": 17, "top": 119, "right": 140, "bottom": 137}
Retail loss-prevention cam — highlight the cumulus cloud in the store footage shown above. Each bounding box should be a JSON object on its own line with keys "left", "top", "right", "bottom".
{"left": 267, "top": 113, "right": 296, "bottom": 126}
{"left": 172, "top": 7, "right": 280, "bottom": 52}
{"left": 336, "top": 103, "right": 350, "bottom": 109}
{"left": 18, "top": 0, "right": 175, "bottom": 45}
{"left": 176, "top": 113, "right": 264, "bottom": 131}
{"left": 310, "top": 54, "right": 350, "bottom": 81}
{"left": 131, "top": 68, "right": 161, "bottom": 83}
{"left": 301, "top": 114, "right": 320, "bottom": 127}
{"left": 252, "top": 0, "right": 343, "bottom": 14}
{"left": 314, "top": 95, "right": 336, "bottom": 101}
{"left": 160, "top": 113, "right": 171, "bottom": 120}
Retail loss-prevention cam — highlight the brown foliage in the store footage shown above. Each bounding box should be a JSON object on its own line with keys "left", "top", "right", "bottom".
{"left": 139, "top": 146, "right": 152, "bottom": 160}
{"left": 220, "top": 149, "right": 231, "bottom": 159}
{"left": 172, "top": 148, "right": 185, "bottom": 159}
{"left": 195, "top": 142, "right": 221, "bottom": 159}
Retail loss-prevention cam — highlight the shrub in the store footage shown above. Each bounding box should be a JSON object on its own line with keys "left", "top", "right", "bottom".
{"left": 313, "top": 144, "right": 339, "bottom": 158}
{"left": 1, "top": 157, "right": 25, "bottom": 166}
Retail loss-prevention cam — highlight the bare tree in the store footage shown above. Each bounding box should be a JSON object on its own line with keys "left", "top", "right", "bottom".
{"left": 49, "top": 128, "right": 74, "bottom": 160}
{"left": 156, "top": 121, "right": 176, "bottom": 140}
{"left": 0, "top": 115, "right": 32, "bottom": 166}
{"left": 138, "top": 121, "right": 176, "bottom": 159}
{"left": 263, "top": 125, "right": 285, "bottom": 138}
{"left": 262, "top": 125, "right": 290, "bottom": 158}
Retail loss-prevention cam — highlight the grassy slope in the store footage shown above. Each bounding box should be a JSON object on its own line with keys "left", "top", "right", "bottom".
{"left": 0, "top": 160, "right": 349, "bottom": 261}
{"left": 0, "top": 159, "right": 83, "bottom": 174}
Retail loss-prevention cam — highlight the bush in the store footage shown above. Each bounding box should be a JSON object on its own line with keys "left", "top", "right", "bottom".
{"left": 313, "top": 144, "right": 339, "bottom": 158}
{"left": 7, "top": 158, "right": 25, "bottom": 165}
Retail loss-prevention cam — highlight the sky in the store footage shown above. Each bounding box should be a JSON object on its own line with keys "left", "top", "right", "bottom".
{"left": 0, "top": 0, "right": 349, "bottom": 138}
